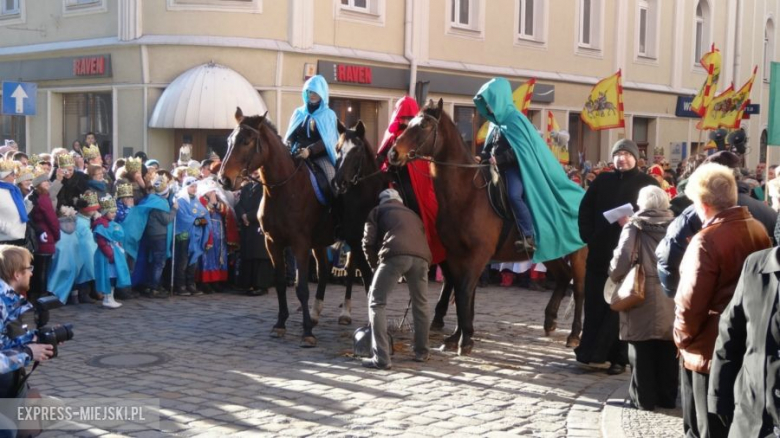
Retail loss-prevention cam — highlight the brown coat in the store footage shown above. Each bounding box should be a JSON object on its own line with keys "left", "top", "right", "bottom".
{"left": 674, "top": 206, "right": 771, "bottom": 374}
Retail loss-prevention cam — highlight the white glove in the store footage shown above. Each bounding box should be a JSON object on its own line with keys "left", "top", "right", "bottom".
{"left": 40, "top": 232, "right": 48, "bottom": 243}
{"left": 297, "top": 148, "right": 311, "bottom": 159}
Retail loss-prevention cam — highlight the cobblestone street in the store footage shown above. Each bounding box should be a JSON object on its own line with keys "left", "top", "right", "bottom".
{"left": 30, "top": 282, "right": 677, "bottom": 437}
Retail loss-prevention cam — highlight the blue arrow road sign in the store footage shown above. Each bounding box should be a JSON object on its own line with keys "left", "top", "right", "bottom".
{"left": 2, "top": 82, "right": 36, "bottom": 116}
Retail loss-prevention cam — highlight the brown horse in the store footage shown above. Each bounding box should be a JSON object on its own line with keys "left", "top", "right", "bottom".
{"left": 389, "top": 99, "right": 587, "bottom": 355}
{"left": 219, "top": 107, "right": 333, "bottom": 347}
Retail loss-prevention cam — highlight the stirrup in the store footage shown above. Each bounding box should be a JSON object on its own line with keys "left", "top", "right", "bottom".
{"left": 514, "top": 237, "right": 536, "bottom": 254}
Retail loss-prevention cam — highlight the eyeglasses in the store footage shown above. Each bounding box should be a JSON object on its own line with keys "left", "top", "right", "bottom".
{"left": 23, "top": 266, "right": 33, "bottom": 273}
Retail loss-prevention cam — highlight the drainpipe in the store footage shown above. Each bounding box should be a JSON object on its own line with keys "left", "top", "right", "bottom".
{"left": 404, "top": 0, "right": 417, "bottom": 96}
{"left": 733, "top": 0, "right": 742, "bottom": 85}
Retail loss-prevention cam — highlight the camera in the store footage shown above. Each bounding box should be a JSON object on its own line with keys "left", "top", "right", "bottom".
{"left": 31, "top": 295, "right": 74, "bottom": 359}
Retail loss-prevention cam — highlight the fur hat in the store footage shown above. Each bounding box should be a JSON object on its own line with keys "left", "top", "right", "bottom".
{"left": 0, "top": 159, "right": 15, "bottom": 179}
{"left": 14, "top": 166, "right": 33, "bottom": 184}
{"left": 115, "top": 182, "right": 134, "bottom": 199}
{"left": 378, "top": 188, "right": 403, "bottom": 204}
{"left": 31, "top": 166, "right": 49, "bottom": 187}
{"left": 99, "top": 195, "right": 117, "bottom": 214}
{"left": 82, "top": 145, "right": 101, "bottom": 161}
{"left": 611, "top": 139, "right": 640, "bottom": 161}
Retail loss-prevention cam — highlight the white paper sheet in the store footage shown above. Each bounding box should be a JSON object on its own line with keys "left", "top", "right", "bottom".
{"left": 603, "top": 203, "right": 635, "bottom": 224}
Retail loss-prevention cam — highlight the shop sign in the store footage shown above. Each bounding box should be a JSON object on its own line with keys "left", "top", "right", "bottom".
{"left": 318, "top": 61, "right": 406, "bottom": 90}
{"left": 336, "top": 64, "right": 372, "bottom": 84}
{"left": 73, "top": 56, "right": 107, "bottom": 76}
{"left": 675, "top": 96, "right": 699, "bottom": 118}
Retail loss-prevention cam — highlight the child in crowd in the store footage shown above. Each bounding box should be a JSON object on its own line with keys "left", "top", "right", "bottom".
{"left": 26, "top": 166, "right": 60, "bottom": 302}
{"left": 173, "top": 177, "right": 210, "bottom": 296}
{"left": 92, "top": 195, "right": 129, "bottom": 309}
{"left": 115, "top": 182, "right": 135, "bottom": 224}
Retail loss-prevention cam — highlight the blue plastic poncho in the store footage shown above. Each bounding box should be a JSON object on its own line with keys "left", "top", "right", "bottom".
{"left": 283, "top": 75, "right": 339, "bottom": 165}
{"left": 474, "top": 77, "right": 586, "bottom": 263}
{"left": 93, "top": 221, "right": 131, "bottom": 295}
{"left": 174, "top": 194, "right": 211, "bottom": 266}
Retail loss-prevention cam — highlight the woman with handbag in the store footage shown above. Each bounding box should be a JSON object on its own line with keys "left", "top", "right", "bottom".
{"left": 608, "top": 185, "right": 677, "bottom": 410}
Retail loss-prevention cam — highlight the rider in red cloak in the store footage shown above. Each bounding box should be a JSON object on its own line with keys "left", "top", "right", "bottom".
{"left": 376, "top": 96, "right": 446, "bottom": 265}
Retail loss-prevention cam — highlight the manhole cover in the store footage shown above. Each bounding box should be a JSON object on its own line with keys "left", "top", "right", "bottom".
{"left": 87, "top": 352, "right": 170, "bottom": 369}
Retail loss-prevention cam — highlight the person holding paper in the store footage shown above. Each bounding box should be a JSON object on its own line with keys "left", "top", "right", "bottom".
{"left": 576, "top": 139, "right": 658, "bottom": 375}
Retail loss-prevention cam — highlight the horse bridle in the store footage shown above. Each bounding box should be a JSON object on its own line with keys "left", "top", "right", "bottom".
{"left": 235, "top": 122, "right": 303, "bottom": 189}
{"left": 404, "top": 113, "right": 488, "bottom": 170}
{"left": 338, "top": 144, "right": 382, "bottom": 190}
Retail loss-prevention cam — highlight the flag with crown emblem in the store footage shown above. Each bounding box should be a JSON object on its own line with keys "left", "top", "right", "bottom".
{"left": 477, "top": 78, "right": 536, "bottom": 145}
{"left": 580, "top": 70, "right": 625, "bottom": 130}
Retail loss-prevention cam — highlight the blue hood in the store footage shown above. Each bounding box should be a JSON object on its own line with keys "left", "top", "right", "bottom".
{"left": 284, "top": 75, "right": 339, "bottom": 164}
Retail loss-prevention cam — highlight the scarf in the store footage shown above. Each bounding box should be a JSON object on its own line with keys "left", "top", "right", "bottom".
{"left": 87, "top": 180, "right": 107, "bottom": 194}
{"left": 0, "top": 181, "right": 28, "bottom": 223}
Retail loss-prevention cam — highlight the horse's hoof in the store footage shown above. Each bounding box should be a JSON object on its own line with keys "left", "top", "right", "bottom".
{"left": 300, "top": 336, "right": 317, "bottom": 348}
{"left": 566, "top": 336, "right": 581, "bottom": 349}
{"left": 270, "top": 328, "right": 286, "bottom": 338}
{"left": 458, "top": 342, "right": 474, "bottom": 356}
{"left": 430, "top": 318, "right": 445, "bottom": 331}
{"left": 544, "top": 321, "right": 557, "bottom": 335}
{"left": 338, "top": 316, "right": 352, "bottom": 325}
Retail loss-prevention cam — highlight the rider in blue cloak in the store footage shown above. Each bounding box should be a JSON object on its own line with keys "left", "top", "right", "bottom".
{"left": 283, "top": 74, "right": 339, "bottom": 203}
{"left": 474, "top": 77, "right": 586, "bottom": 263}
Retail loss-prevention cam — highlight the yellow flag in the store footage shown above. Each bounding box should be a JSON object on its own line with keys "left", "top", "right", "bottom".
{"left": 717, "top": 66, "right": 757, "bottom": 129}
{"left": 581, "top": 70, "right": 625, "bottom": 131}
{"left": 699, "top": 85, "right": 734, "bottom": 130}
{"left": 546, "top": 111, "right": 569, "bottom": 163}
{"left": 512, "top": 78, "right": 536, "bottom": 116}
{"left": 476, "top": 121, "right": 490, "bottom": 146}
{"left": 691, "top": 45, "right": 721, "bottom": 116}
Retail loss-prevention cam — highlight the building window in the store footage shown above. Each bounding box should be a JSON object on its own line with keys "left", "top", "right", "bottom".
{"left": 330, "top": 98, "right": 379, "bottom": 149}
{"left": 63, "top": 0, "right": 107, "bottom": 16}
{"left": 453, "top": 106, "right": 487, "bottom": 156}
{"left": 516, "top": 0, "right": 545, "bottom": 44}
{"left": 166, "top": 0, "right": 262, "bottom": 14}
{"left": 1, "top": 0, "right": 19, "bottom": 15}
{"left": 0, "top": 115, "right": 25, "bottom": 153}
{"left": 335, "top": 0, "right": 384, "bottom": 25}
{"left": 765, "top": 20, "right": 775, "bottom": 82}
{"left": 62, "top": 92, "right": 113, "bottom": 160}
{"left": 448, "top": 0, "right": 482, "bottom": 34}
{"left": 694, "top": 1, "right": 711, "bottom": 63}
{"left": 578, "top": 0, "right": 602, "bottom": 50}
{"left": 636, "top": 0, "right": 658, "bottom": 58}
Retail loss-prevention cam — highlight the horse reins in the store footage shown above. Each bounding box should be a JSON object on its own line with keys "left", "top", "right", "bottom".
{"left": 239, "top": 123, "right": 304, "bottom": 189}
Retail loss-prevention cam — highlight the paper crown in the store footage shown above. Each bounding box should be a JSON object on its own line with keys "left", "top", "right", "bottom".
{"left": 28, "top": 154, "right": 40, "bottom": 166}
{"left": 115, "top": 182, "right": 133, "bottom": 198}
{"left": 14, "top": 165, "right": 34, "bottom": 184}
{"left": 178, "top": 144, "right": 192, "bottom": 164}
{"left": 82, "top": 145, "right": 101, "bottom": 161}
{"left": 125, "top": 157, "right": 142, "bottom": 173}
{"left": 80, "top": 191, "right": 100, "bottom": 209}
{"left": 57, "top": 153, "right": 75, "bottom": 168}
{"left": 0, "top": 159, "right": 14, "bottom": 173}
{"left": 99, "top": 195, "right": 117, "bottom": 213}
{"left": 31, "top": 166, "right": 49, "bottom": 187}
{"left": 185, "top": 167, "right": 200, "bottom": 177}
{"left": 152, "top": 173, "right": 171, "bottom": 195}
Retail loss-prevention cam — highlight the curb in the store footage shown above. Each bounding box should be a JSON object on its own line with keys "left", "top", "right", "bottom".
{"left": 601, "top": 381, "right": 629, "bottom": 438}
{"left": 565, "top": 372, "right": 628, "bottom": 437}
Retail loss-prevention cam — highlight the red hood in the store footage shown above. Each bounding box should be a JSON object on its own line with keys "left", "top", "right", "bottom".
{"left": 378, "top": 96, "right": 419, "bottom": 155}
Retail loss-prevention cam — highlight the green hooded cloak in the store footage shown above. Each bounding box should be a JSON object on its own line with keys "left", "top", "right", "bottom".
{"left": 474, "top": 77, "right": 585, "bottom": 262}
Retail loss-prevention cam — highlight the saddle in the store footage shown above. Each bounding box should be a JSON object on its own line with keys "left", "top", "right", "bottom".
{"left": 481, "top": 165, "right": 512, "bottom": 221}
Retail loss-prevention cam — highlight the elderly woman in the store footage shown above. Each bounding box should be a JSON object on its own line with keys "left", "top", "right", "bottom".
{"left": 767, "top": 176, "right": 780, "bottom": 244}
{"left": 674, "top": 163, "right": 771, "bottom": 437}
{"left": 608, "top": 185, "right": 676, "bottom": 411}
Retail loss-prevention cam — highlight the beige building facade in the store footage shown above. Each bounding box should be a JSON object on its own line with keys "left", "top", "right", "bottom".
{"left": 0, "top": 0, "right": 777, "bottom": 168}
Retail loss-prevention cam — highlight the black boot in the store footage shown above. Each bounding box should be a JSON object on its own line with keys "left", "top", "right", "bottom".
{"left": 78, "top": 288, "right": 95, "bottom": 304}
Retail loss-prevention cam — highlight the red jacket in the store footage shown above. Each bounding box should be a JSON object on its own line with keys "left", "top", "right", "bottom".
{"left": 29, "top": 191, "right": 60, "bottom": 255}
{"left": 91, "top": 216, "right": 114, "bottom": 263}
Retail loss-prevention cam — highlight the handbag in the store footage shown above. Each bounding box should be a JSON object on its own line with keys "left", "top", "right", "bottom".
{"left": 604, "top": 229, "right": 646, "bottom": 311}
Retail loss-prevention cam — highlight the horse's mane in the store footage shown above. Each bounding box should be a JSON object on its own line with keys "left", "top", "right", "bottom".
{"left": 421, "top": 102, "right": 473, "bottom": 154}
{"left": 241, "top": 115, "right": 281, "bottom": 138}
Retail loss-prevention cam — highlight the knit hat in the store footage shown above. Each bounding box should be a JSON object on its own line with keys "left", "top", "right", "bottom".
{"left": 704, "top": 151, "right": 741, "bottom": 169}
{"left": 611, "top": 139, "right": 640, "bottom": 161}
{"left": 183, "top": 176, "right": 198, "bottom": 187}
{"left": 378, "top": 188, "right": 403, "bottom": 204}
{"left": 31, "top": 166, "right": 49, "bottom": 187}
{"left": 145, "top": 159, "right": 159, "bottom": 169}
{"left": 14, "top": 166, "right": 33, "bottom": 184}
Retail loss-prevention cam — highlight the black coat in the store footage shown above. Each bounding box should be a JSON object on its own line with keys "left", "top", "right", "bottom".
{"left": 56, "top": 171, "right": 89, "bottom": 209}
{"left": 709, "top": 247, "right": 780, "bottom": 437}
{"left": 578, "top": 167, "right": 659, "bottom": 274}
{"left": 235, "top": 182, "right": 269, "bottom": 260}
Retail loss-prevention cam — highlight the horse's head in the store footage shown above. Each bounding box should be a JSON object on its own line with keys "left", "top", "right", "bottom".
{"left": 389, "top": 98, "right": 444, "bottom": 166}
{"left": 332, "top": 120, "right": 373, "bottom": 195}
{"left": 219, "top": 107, "right": 271, "bottom": 191}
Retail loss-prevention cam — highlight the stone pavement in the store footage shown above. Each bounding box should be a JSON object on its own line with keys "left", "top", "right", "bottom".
{"left": 28, "top": 282, "right": 653, "bottom": 437}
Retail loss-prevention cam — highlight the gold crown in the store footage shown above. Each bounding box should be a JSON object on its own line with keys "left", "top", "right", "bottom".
{"left": 152, "top": 173, "right": 171, "bottom": 194}
{"left": 125, "top": 157, "right": 142, "bottom": 173}
{"left": 0, "top": 159, "right": 14, "bottom": 173}
{"left": 115, "top": 182, "right": 133, "bottom": 198}
{"left": 14, "top": 165, "right": 34, "bottom": 183}
{"left": 57, "top": 154, "right": 74, "bottom": 168}
{"left": 80, "top": 191, "right": 99, "bottom": 208}
{"left": 82, "top": 145, "right": 101, "bottom": 161}
{"left": 99, "top": 195, "right": 117, "bottom": 213}
{"left": 28, "top": 154, "right": 40, "bottom": 166}
{"left": 186, "top": 167, "right": 200, "bottom": 177}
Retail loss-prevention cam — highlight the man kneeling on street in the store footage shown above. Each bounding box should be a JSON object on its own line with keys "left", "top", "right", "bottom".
{"left": 362, "top": 188, "right": 432, "bottom": 370}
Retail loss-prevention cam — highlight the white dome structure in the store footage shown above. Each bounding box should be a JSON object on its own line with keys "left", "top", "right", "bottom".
{"left": 149, "top": 62, "right": 267, "bottom": 129}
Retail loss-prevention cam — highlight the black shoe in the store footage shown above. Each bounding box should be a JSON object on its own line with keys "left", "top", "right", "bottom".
{"left": 175, "top": 287, "right": 191, "bottom": 297}
{"left": 187, "top": 285, "right": 204, "bottom": 296}
{"left": 143, "top": 288, "right": 169, "bottom": 299}
{"left": 199, "top": 284, "right": 213, "bottom": 295}
{"left": 114, "top": 288, "right": 133, "bottom": 300}
{"left": 247, "top": 289, "right": 268, "bottom": 297}
{"left": 607, "top": 363, "right": 626, "bottom": 375}
{"left": 361, "top": 358, "right": 391, "bottom": 370}
{"left": 78, "top": 289, "right": 96, "bottom": 304}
